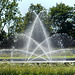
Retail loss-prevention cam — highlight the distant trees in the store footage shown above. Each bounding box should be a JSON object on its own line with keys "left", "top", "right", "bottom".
{"left": 28, "top": 3, "right": 46, "bottom": 14}
{"left": 23, "top": 4, "right": 47, "bottom": 31}
{"left": 24, "top": 4, "right": 53, "bottom": 35}
{"left": 13, "top": 4, "right": 46, "bottom": 33}
{"left": 0, "top": 2, "right": 75, "bottom": 48}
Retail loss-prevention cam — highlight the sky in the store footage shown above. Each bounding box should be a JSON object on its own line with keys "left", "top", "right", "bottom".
{"left": 18, "top": 0, "right": 75, "bottom": 16}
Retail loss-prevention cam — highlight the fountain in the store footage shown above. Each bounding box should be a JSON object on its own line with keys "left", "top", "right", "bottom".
{"left": 17, "top": 12, "right": 52, "bottom": 62}
{"left": 0, "top": 12, "right": 75, "bottom": 63}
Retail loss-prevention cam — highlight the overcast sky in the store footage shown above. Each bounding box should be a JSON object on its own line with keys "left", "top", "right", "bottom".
{"left": 18, "top": 0, "right": 75, "bottom": 16}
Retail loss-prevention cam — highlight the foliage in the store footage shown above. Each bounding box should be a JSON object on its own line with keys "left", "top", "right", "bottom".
{"left": 49, "top": 3, "right": 75, "bottom": 36}
{"left": 0, "top": 63, "right": 75, "bottom": 75}
{"left": 24, "top": 12, "right": 36, "bottom": 30}
{"left": 25, "top": 4, "right": 46, "bottom": 28}
{"left": 0, "top": 0, "right": 21, "bottom": 38}
{"left": 24, "top": 4, "right": 53, "bottom": 35}
{"left": 0, "top": 0, "right": 21, "bottom": 48}
{"left": 13, "top": 16, "right": 25, "bottom": 33}
{"left": 29, "top": 3, "right": 46, "bottom": 14}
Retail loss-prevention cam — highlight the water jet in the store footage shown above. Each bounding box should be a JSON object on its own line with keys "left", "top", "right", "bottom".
{"left": 0, "top": 12, "right": 75, "bottom": 63}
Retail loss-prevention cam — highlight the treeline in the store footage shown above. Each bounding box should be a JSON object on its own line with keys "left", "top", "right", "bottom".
{"left": 0, "top": 0, "right": 75, "bottom": 48}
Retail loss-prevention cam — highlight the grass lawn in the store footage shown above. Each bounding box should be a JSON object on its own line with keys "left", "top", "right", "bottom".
{"left": 0, "top": 56, "right": 75, "bottom": 59}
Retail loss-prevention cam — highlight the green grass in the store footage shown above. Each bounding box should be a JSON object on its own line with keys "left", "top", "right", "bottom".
{"left": 52, "top": 56, "right": 75, "bottom": 58}
{"left": 0, "top": 57, "right": 26, "bottom": 59}
{"left": 0, "top": 63, "right": 75, "bottom": 75}
{"left": 0, "top": 55, "right": 75, "bottom": 59}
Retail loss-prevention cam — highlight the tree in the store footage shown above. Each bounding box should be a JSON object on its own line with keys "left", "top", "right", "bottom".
{"left": 15, "top": 3, "right": 53, "bottom": 35}
{"left": 68, "top": 4, "right": 75, "bottom": 38}
{"left": 0, "top": 0, "right": 21, "bottom": 48}
{"left": 21, "top": 4, "right": 46, "bottom": 32}
{"left": 29, "top": 3, "right": 46, "bottom": 14}
{"left": 24, "top": 4, "right": 53, "bottom": 35}
{"left": 0, "top": 0, "right": 21, "bottom": 36}
{"left": 14, "top": 16, "right": 25, "bottom": 33}
{"left": 49, "top": 3, "right": 73, "bottom": 35}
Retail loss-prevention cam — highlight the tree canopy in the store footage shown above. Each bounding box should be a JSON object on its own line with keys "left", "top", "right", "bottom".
{"left": 28, "top": 3, "right": 46, "bottom": 14}
{"left": 48, "top": 3, "right": 75, "bottom": 38}
{"left": 0, "top": 0, "right": 21, "bottom": 48}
